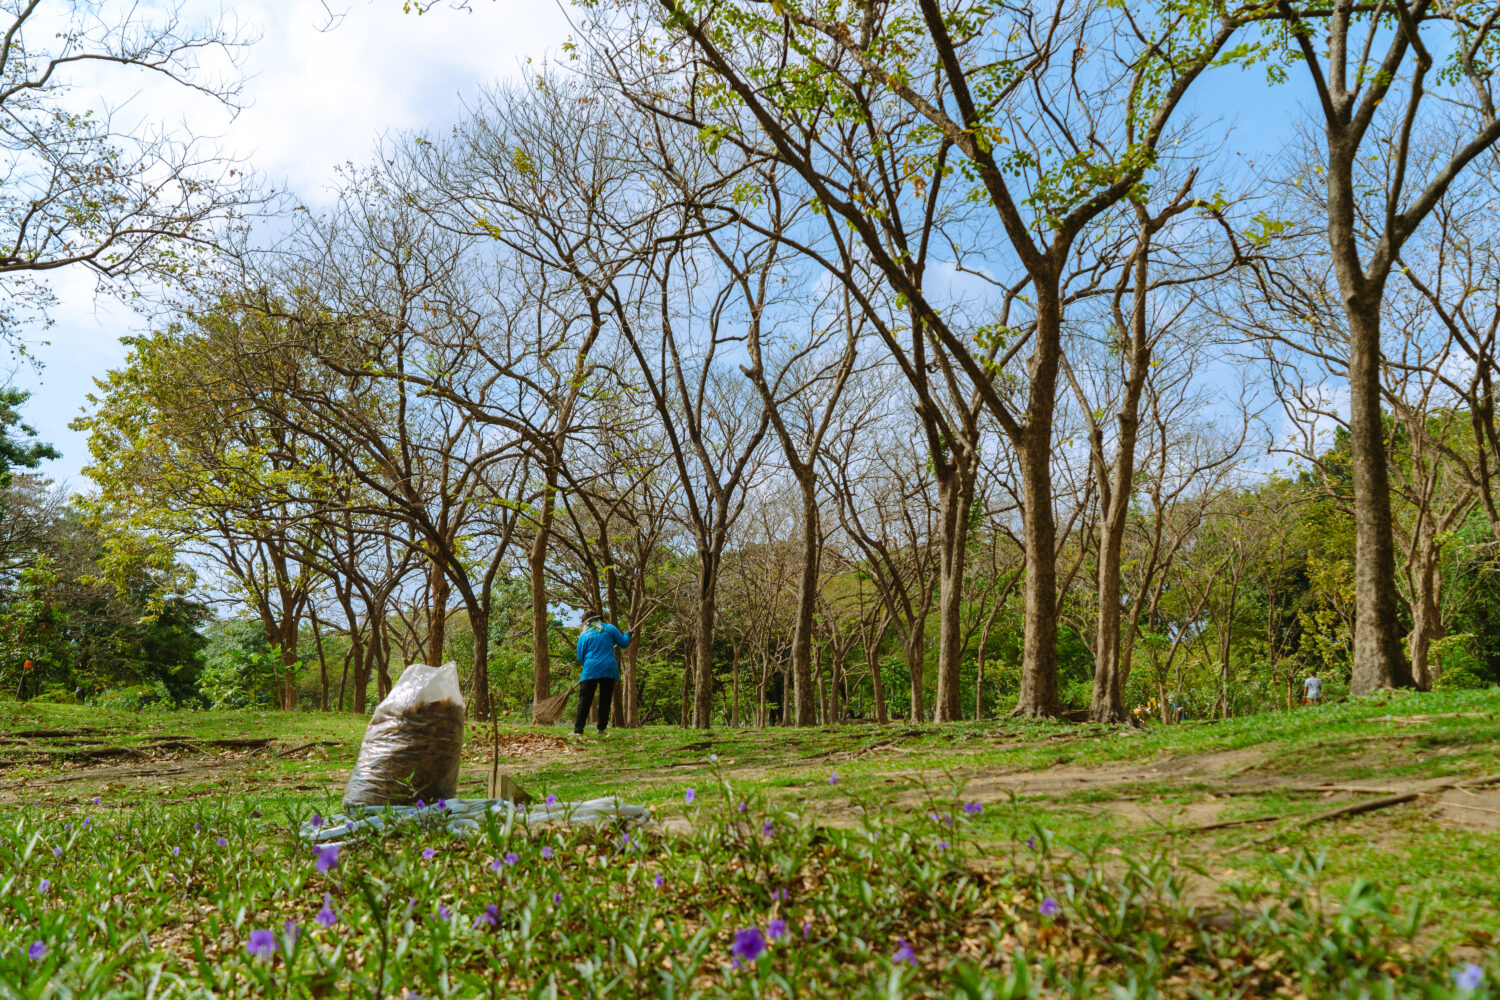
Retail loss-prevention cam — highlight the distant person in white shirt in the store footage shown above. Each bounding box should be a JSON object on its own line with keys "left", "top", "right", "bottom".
{"left": 1303, "top": 673, "right": 1324, "bottom": 706}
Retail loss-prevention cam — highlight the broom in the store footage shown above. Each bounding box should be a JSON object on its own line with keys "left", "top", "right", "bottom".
{"left": 531, "top": 683, "right": 578, "bottom": 726}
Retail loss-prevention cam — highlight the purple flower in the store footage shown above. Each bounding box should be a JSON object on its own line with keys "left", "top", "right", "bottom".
{"left": 737, "top": 801, "right": 747, "bottom": 813}
{"left": 730, "top": 927, "right": 767, "bottom": 963}
{"left": 1026, "top": 835, "right": 1037, "bottom": 850}
{"left": 936, "top": 840, "right": 950, "bottom": 852}
{"left": 246, "top": 929, "right": 276, "bottom": 960}
{"left": 684, "top": 788, "right": 696, "bottom": 805}
{"left": 27, "top": 940, "right": 46, "bottom": 960}
{"left": 545, "top": 794, "right": 558, "bottom": 807}
{"left": 541, "top": 846, "right": 553, "bottom": 860}
{"left": 171, "top": 847, "right": 180, "bottom": 856}
{"left": 216, "top": 837, "right": 228, "bottom": 847}
{"left": 422, "top": 848, "right": 436, "bottom": 860}
{"left": 283, "top": 920, "right": 299, "bottom": 945}
{"left": 503, "top": 852, "right": 519, "bottom": 866}
{"left": 81, "top": 818, "right": 90, "bottom": 829}
{"left": 38, "top": 878, "right": 49, "bottom": 894}
{"left": 194, "top": 823, "right": 201, "bottom": 831}
{"left": 802, "top": 922, "right": 811, "bottom": 939}
{"left": 619, "top": 833, "right": 631, "bottom": 850}
{"left": 893, "top": 938, "right": 917, "bottom": 965}
{"left": 414, "top": 800, "right": 425, "bottom": 810}
{"left": 314, "top": 844, "right": 340, "bottom": 874}
{"left": 91, "top": 797, "right": 100, "bottom": 805}
{"left": 962, "top": 802, "right": 983, "bottom": 816}
{"left": 768, "top": 918, "right": 787, "bottom": 940}
{"left": 436, "top": 799, "right": 447, "bottom": 811}
{"left": 474, "top": 904, "right": 500, "bottom": 929}
{"left": 1455, "top": 965, "right": 1485, "bottom": 991}
{"left": 552, "top": 892, "right": 562, "bottom": 905}
{"left": 653, "top": 874, "right": 664, "bottom": 889}
{"left": 1040, "top": 897, "right": 1061, "bottom": 917}
{"left": 310, "top": 813, "right": 323, "bottom": 828}
{"left": 315, "top": 894, "right": 338, "bottom": 928}
{"left": 829, "top": 772, "right": 839, "bottom": 785}
{"left": 51, "top": 847, "right": 61, "bottom": 858}
{"left": 433, "top": 904, "right": 451, "bottom": 921}
{"left": 762, "top": 819, "right": 774, "bottom": 838}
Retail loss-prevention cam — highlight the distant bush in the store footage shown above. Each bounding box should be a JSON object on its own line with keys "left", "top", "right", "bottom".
{"left": 93, "top": 682, "right": 178, "bottom": 711}
{"left": 1434, "top": 665, "right": 1490, "bottom": 690}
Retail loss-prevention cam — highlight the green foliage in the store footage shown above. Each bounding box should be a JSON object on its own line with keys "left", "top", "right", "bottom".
{"left": 199, "top": 620, "right": 292, "bottom": 709}
{"left": 0, "top": 387, "right": 58, "bottom": 488}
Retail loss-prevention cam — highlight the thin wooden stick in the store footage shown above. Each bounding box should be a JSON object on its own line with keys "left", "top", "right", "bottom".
{"left": 1192, "top": 773, "right": 1500, "bottom": 834}
{"left": 1248, "top": 793, "right": 1420, "bottom": 844}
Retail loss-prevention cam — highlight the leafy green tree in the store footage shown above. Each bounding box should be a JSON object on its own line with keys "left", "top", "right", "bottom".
{"left": 0, "top": 388, "right": 57, "bottom": 486}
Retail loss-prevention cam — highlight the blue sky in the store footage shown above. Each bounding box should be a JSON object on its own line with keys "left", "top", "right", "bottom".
{"left": 18, "top": 3, "right": 1308, "bottom": 491}
{"left": 17, "top": 0, "right": 572, "bottom": 488}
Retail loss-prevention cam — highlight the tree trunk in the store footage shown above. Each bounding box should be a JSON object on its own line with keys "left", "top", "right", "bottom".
{"left": 278, "top": 619, "right": 300, "bottom": 711}
{"left": 528, "top": 488, "right": 556, "bottom": 706}
{"left": 311, "top": 608, "right": 329, "bottom": 712}
{"left": 974, "top": 646, "right": 986, "bottom": 723}
{"left": 1087, "top": 207, "right": 1153, "bottom": 724}
{"left": 905, "top": 629, "right": 926, "bottom": 722}
{"left": 1409, "top": 519, "right": 1442, "bottom": 691}
{"left": 693, "top": 587, "right": 717, "bottom": 728}
{"left": 868, "top": 640, "right": 888, "bottom": 725}
{"left": 374, "top": 618, "right": 393, "bottom": 700}
{"left": 1013, "top": 426, "right": 1061, "bottom": 717}
{"left": 791, "top": 481, "right": 820, "bottom": 725}
{"left": 731, "top": 642, "right": 741, "bottom": 728}
{"left": 352, "top": 638, "right": 370, "bottom": 715}
{"left": 428, "top": 562, "right": 449, "bottom": 665}
{"left": 470, "top": 608, "right": 491, "bottom": 721}
{"left": 623, "top": 641, "right": 639, "bottom": 728}
{"left": 757, "top": 658, "right": 768, "bottom": 727}
{"left": 933, "top": 472, "right": 973, "bottom": 722}
{"left": 680, "top": 639, "right": 693, "bottom": 728}
{"left": 612, "top": 661, "right": 626, "bottom": 724}
{"left": 783, "top": 668, "right": 795, "bottom": 726}
{"left": 337, "top": 642, "right": 352, "bottom": 713}
{"left": 815, "top": 648, "right": 828, "bottom": 725}
{"left": 1341, "top": 267, "right": 1412, "bottom": 693}
{"left": 1089, "top": 443, "right": 1140, "bottom": 724}
{"left": 829, "top": 648, "right": 842, "bottom": 723}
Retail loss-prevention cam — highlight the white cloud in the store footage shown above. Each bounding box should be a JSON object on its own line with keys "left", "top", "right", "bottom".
{"left": 14, "top": 0, "right": 572, "bottom": 486}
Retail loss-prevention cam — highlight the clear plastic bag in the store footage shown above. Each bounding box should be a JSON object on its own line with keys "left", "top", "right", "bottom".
{"left": 343, "top": 662, "right": 465, "bottom": 808}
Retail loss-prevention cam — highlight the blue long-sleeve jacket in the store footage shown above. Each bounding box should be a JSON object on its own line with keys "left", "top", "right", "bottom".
{"left": 576, "top": 622, "right": 630, "bottom": 682}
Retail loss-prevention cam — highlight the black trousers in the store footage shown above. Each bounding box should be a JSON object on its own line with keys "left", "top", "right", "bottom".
{"left": 574, "top": 678, "right": 615, "bottom": 733}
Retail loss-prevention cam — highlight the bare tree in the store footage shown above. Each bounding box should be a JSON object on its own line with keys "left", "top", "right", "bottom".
{"left": 1254, "top": 2, "right": 1500, "bottom": 693}
{"left": 826, "top": 428, "right": 941, "bottom": 722}
{"left": 0, "top": 1, "right": 254, "bottom": 335}
{"left": 596, "top": 0, "right": 1257, "bottom": 717}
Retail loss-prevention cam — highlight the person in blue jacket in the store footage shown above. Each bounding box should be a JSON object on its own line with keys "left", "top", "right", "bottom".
{"left": 574, "top": 608, "right": 632, "bottom": 737}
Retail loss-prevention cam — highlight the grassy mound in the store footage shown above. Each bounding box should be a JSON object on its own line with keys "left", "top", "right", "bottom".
{"left": 2, "top": 763, "right": 1494, "bottom": 998}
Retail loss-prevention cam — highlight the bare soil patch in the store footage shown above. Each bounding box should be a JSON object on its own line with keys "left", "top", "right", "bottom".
{"left": 459, "top": 731, "right": 582, "bottom": 764}
{"left": 1435, "top": 788, "right": 1500, "bottom": 831}
{"left": 888, "top": 747, "right": 1268, "bottom": 809}
{"left": 1105, "top": 799, "right": 1227, "bottom": 828}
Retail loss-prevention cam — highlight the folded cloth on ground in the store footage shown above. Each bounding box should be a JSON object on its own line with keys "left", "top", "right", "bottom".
{"left": 301, "top": 796, "right": 650, "bottom": 843}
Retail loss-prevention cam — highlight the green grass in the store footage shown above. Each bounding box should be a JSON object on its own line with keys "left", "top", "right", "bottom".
{"left": 1, "top": 690, "right": 1499, "bottom": 996}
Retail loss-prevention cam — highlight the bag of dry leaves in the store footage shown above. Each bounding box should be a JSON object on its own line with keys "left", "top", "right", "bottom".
{"left": 343, "top": 661, "right": 465, "bottom": 808}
